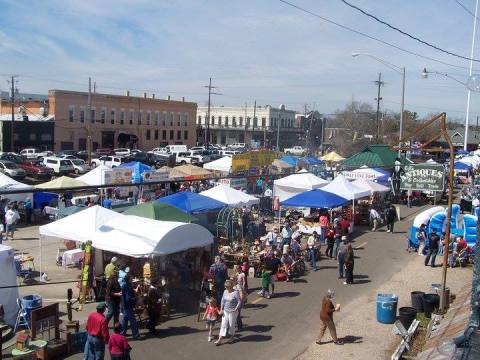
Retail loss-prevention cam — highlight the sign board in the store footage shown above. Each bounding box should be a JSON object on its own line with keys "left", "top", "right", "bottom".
{"left": 103, "top": 168, "right": 133, "bottom": 185}
{"left": 232, "top": 150, "right": 276, "bottom": 172}
{"left": 219, "top": 177, "right": 247, "bottom": 189}
{"left": 400, "top": 163, "right": 445, "bottom": 192}
{"left": 142, "top": 169, "right": 170, "bottom": 183}
{"left": 343, "top": 171, "right": 377, "bottom": 181}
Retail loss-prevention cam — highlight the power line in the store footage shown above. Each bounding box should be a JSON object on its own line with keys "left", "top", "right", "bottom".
{"left": 454, "top": 0, "right": 480, "bottom": 21}
{"left": 341, "top": 0, "right": 480, "bottom": 63}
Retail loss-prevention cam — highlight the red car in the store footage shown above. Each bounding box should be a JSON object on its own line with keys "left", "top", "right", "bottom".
{"left": 95, "top": 148, "right": 113, "bottom": 156}
{"left": 20, "top": 160, "right": 55, "bottom": 179}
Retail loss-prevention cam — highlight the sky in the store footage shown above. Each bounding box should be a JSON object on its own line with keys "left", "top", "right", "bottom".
{"left": 0, "top": 0, "right": 480, "bottom": 121}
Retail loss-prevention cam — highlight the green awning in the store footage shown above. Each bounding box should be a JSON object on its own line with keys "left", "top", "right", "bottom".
{"left": 123, "top": 202, "right": 198, "bottom": 223}
{"left": 342, "top": 144, "right": 409, "bottom": 169}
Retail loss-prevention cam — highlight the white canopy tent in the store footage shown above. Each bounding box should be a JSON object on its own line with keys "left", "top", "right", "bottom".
{"left": 273, "top": 172, "right": 329, "bottom": 201}
{"left": 77, "top": 164, "right": 110, "bottom": 186}
{"left": 0, "top": 172, "right": 33, "bottom": 203}
{"left": 200, "top": 184, "right": 259, "bottom": 207}
{"left": 352, "top": 178, "right": 390, "bottom": 195}
{"left": 95, "top": 216, "right": 214, "bottom": 257}
{"left": 203, "top": 156, "right": 232, "bottom": 173}
{"left": 343, "top": 165, "right": 388, "bottom": 181}
{"left": 0, "top": 245, "right": 19, "bottom": 326}
{"left": 459, "top": 156, "right": 480, "bottom": 169}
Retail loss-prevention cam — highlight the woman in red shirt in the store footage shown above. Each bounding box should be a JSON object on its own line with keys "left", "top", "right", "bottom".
{"left": 108, "top": 323, "right": 131, "bottom": 360}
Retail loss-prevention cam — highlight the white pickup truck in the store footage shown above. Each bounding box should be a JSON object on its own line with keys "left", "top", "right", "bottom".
{"left": 20, "top": 148, "right": 54, "bottom": 159}
{"left": 284, "top": 146, "right": 307, "bottom": 156}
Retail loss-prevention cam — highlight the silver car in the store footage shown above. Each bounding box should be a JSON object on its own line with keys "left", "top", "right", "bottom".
{"left": 66, "top": 159, "right": 90, "bottom": 174}
{"left": 0, "top": 161, "right": 26, "bottom": 179}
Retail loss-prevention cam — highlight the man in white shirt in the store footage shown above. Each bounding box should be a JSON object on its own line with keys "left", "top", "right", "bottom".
{"left": 307, "top": 231, "right": 318, "bottom": 271}
{"left": 472, "top": 197, "right": 480, "bottom": 209}
{"left": 5, "top": 205, "right": 20, "bottom": 240}
{"left": 370, "top": 208, "right": 380, "bottom": 232}
{"left": 264, "top": 187, "right": 273, "bottom": 197}
{"left": 261, "top": 228, "right": 278, "bottom": 247}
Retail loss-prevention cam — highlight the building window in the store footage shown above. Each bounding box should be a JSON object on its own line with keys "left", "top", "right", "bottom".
{"left": 146, "top": 111, "right": 151, "bottom": 126}
{"left": 146, "top": 129, "right": 151, "bottom": 140}
{"left": 138, "top": 111, "right": 142, "bottom": 125}
{"left": 184, "top": 130, "right": 188, "bottom": 140}
{"left": 262, "top": 117, "right": 266, "bottom": 128}
{"left": 239, "top": 116, "right": 243, "bottom": 127}
{"left": 163, "top": 112, "right": 167, "bottom": 126}
{"left": 225, "top": 116, "right": 229, "bottom": 127}
{"left": 197, "top": 115, "right": 202, "bottom": 124}
{"left": 211, "top": 116, "right": 215, "bottom": 126}
{"left": 177, "top": 130, "right": 181, "bottom": 140}
{"left": 41, "top": 133, "right": 52, "bottom": 141}
{"left": 232, "top": 116, "right": 236, "bottom": 127}
{"left": 110, "top": 109, "right": 115, "bottom": 125}
{"left": 155, "top": 112, "right": 159, "bottom": 126}
{"left": 29, "top": 133, "right": 37, "bottom": 141}
{"left": 100, "top": 107, "right": 106, "bottom": 124}
{"left": 183, "top": 113, "right": 188, "bottom": 126}
{"left": 154, "top": 130, "right": 159, "bottom": 140}
{"left": 80, "top": 107, "right": 85, "bottom": 123}
{"left": 169, "top": 130, "right": 174, "bottom": 140}
{"left": 90, "top": 107, "right": 96, "bottom": 123}
{"left": 218, "top": 116, "right": 222, "bottom": 126}
{"left": 120, "top": 109, "right": 125, "bottom": 125}
{"left": 253, "top": 117, "right": 258, "bottom": 128}
{"left": 169, "top": 112, "right": 174, "bottom": 126}
{"left": 281, "top": 119, "right": 284, "bottom": 128}
{"left": 162, "top": 130, "right": 167, "bottom": 140}
{"left": 129, "top": 110, "right": 134, "bottom": 126}
{"left": 246, "top": 117, "right": 250, "bottom": 129}
{"left": 177, "top": 113, "right": 181, "bottom": 126}
{"left": 68, "top": 105, "right": 75, "bottom": 122}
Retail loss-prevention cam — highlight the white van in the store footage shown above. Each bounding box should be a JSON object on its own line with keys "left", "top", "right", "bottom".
{"left": 166, "top": 145, "right": 188, "bottom": 154}
{"left": 43, "top": 157, "right": 75, "bottom": 174}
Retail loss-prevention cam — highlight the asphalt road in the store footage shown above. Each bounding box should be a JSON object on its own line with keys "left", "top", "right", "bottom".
{"left": 70, "top": 205, "right": 426, "bottom": 360}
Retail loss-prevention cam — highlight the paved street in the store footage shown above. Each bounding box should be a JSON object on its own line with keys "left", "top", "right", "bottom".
{"left": 49, "top": 204, "right": 426, "bottom": 360}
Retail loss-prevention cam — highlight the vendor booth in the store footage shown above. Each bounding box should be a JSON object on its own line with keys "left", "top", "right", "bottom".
{"left": 169, "top": 164, "right": 212, "bottom": 179}
{"left": 35, "top": 176, "right": 88, "bottom": 190}
{"left": 77, "top": 164, "right": 110, "bottom": 186}
{"left": 200, "top": 184, "right": 259, "bottom": 207}
{"left": 281, "top": 188, "right": 348, "bottom": 208}
{"left": 0, "top": 172, "right": 33, "bottom": 204}
{"left": 273, "top": 172, "right": 329, "bottom": 202}
{"left": 320, "top": 151, "right": 345, "bottom": 162}
{"left": 0, "top": 245, "right": 19, "bottom": 326}
{"left": 342, "top": 166, "right": 391, "bottom": 184}
{"left": 203, "top": 156, "right": 232, "bottom": 173}
{"left": 118, "top": 161, "right": 152, "bottom": 183}
{"left": 352, "top": 178, "right": 390, "bottom": 194}
{"left": 157, "top": 192, "right": 225, "bottom": 214}
{"left": 123, "top": 201, "right": 198, "bottom": 222}
{"left": 270, "top": 159, "right": 294, "bottom": 175}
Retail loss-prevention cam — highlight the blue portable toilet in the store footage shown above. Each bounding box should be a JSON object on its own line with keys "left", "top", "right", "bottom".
{"left": 376, "top": 293, "right": 398, "bottom": 324}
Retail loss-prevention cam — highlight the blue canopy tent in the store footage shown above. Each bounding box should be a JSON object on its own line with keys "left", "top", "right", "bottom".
{"left": 298, "top": 156, "right": 322, "bottom": 166}
{"left": 453, "top": 161, "right": 472, "bottom": 171}
{"left": 118, "top": 161, "right": 152, "bottom": 183}
{"left": 156, "top": 191, "right": 225, "bottom": 214}
{"left": 280, "top": 156, "right": 299, "bottom": 167}
{"left": 281, "top": 188, "right": 348, "bottom": 208}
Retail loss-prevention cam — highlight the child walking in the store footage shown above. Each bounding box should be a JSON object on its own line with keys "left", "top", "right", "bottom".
{"left": 260, "top": 266, "right": 271, "bottom": 299}
{"left": 203, "top": 298, "right": 220, "bottom": 342}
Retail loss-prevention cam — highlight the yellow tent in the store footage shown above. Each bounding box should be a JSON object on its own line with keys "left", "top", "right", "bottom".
{"left": 320, "top": 151, "right": 345, "bottom": 162}
{"left": 169, "top": 164, "right": 212, "bottom": 179}
{"left": 35, "top": 176, "right": 88, "bottom": 189}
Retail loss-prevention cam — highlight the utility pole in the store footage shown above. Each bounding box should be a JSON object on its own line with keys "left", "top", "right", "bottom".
{"left": 204, "top": 77, "right": 220, "bottom": 147}
{"left": 374, "top": 72, "right": 384, "bottom": 143}
{"left": 252, "top": 100, "right": 256, "bottom": 146}
{"left": 276, "top": 108, "right": 281, "bottom": 151}
{"left": 8, "top": 76, "right": 18, "bottom": 152}
{"left": 244, "top": 103, "right": 248, "bottom": 144}
{"left": 87, "top": 77, "right": 92, "bottom": 165}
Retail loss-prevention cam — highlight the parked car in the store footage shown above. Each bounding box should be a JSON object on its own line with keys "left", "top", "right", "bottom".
{"left": 42, "top": 157, "right": 75, "bottom": 174}
{"left": 189, "top": 146, "right": 205, "bottom": 152}
{"left": 58, "top": 154, "right": 80, "bottom": 160}
{"left": 56, "top": 150, "right": 78, "bottom": 157}
{"left": 65, "top": 159, "right": 90, "bottom": 174}
{"left": 150, "top": 147, "right": 169, "bottom": 155}
{"left": 0, "top": 152, "right": 24, "bottom": 164}
{"left": 176, "top": 152, "right": 193, "bottom": 165}
{"left": 0, "top": 161, "right": 26, "bottom": 179}
{"left": 19, "top": 160, "right": 55, "bottom": 179}
{"left": 284, "top": 146, "right": 307, "bottom": 156}
{"left": 114, "top": 148, "right": 131, "bottom": 156}
{"left": 229, "top": 143, "right": 246, "bottom": 149}
{"left": 95, "top": 148, "right": 113, "bottom": 156}
{"left": 20, "top": 148, "right": 54, "bottom": 160}
{"left": 221, "top": 150, "right": 241, "bottom": 156}
{"left": 91, "top": 155, "right": 124, "bottom": 168}
{"left": 125, "top": 152, "right": 172, "bottom": 168}
{"left": 188, "top": 150, "right": 211, "bottom": 165}
{"left": 206, "top": 149, "right": 222, "bottom": 160}
{"left": 76, "top": 150, "right": 97, "bottom": 161}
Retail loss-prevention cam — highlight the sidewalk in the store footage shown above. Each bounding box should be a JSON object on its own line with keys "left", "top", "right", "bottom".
{"left": 297, "top": 250, "right": 472, "bottom": 359}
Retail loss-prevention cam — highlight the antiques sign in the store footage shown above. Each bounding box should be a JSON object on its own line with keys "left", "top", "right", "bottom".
{"left": 400, "top": 164, "right": 445, "bottom": 192}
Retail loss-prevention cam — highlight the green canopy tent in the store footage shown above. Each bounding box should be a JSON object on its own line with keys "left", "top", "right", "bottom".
{"left": 123, "top": 202, "right": 198, "bottom": 223}
{"left": 342, "top": 144, "right": 410, "bottom": 169}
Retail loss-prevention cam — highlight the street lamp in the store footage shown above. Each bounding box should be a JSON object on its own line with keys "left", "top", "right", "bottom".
{"left": 421, "top": 68, "right": 480, "bottom": 151}
{"left": 352, "top": 52, "right": 405, "bottom": 155}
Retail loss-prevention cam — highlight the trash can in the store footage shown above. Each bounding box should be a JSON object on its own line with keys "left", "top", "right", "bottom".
{"left": 21, "top": 294, "right": 42, "bottom": 321}
{"left": 411, "top": 291, "right": 425, "bottom": 313}
{"left": 422, "top": 293, "right": 440, "bottom": 318}
{"left": 376, "top": 293, "right": 398, "bottom": 324}
{"left": 431, "top": 284, "right": 450, "bottom": 309}
{"left": 398, "top": 307, "right": 417, "bottom": 329}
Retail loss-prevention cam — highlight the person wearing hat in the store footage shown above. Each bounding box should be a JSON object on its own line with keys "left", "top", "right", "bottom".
{"left": 316, "top": 289, "right": 342, "bottom": 345}
{"left": 84, "top": 302, "right": 110, "bottom": 360}
{"left": 105, "top": 257, "right": 118, "bottom": 280}
{"left": 120, "top": 274, "right": 140, "bottom": 339}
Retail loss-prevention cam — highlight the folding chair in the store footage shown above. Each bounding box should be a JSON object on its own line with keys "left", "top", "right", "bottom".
{"left": 13, "top": 298, "right": 29, "bottom": 333}
{"left": 15, "top": 259, "right": 33, "bottom": 283}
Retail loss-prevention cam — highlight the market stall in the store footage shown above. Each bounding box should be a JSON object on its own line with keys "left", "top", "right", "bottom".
{"left": 320, "top": 151, "right": 345, "bottom": 162}
{"left": 0, "top": 172, "right": 33, "bottom": 203}
{"left": 281, "top": 188, "right": 348, "bottom": 208}
{"left": 352, "top": 178, "right": 390, "bottom": 194}
{"left": 200, "top": 184, "right": 259, "bottom": 207}
{"left": 342, "top": 165, "right": 391, "bottom": 184}
{"left": 35, "top": 176, "right": 88, "bottom": 190}
{"left": 203, "top": 156, "right": 232, "bottom": 173}
{"left": 77, "top": 164, "right": 110, "bottom": 186}
{"left": 156, "top": 191, "right": 225, "bottom": 214}
{"left": 123, "top": 201, "right": 199, "bottom": 222}
{"left": 270, "top": 159, "right": 294, "bottom": 175}
{"left": 169, "top": 164, "right": 212, "bottom": 179}
{"left": 118, "top": 161, "right": 152, "bottom": 183}
{"left": 273, "top": 171, "right": 329, "bottom": 202}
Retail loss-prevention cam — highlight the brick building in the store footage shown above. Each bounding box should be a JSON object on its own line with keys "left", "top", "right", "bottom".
{"left": 49, "top": 90, "right": 197, "bottom": 152}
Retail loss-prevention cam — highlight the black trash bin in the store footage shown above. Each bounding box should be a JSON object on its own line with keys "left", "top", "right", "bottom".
{"left": 422, "top": 293, "right": 440, "bottom": 318}
{"left": 398, "top": 307, "right": 417, "bottom": 329}
{"left": 411, "top": 291, "right": 425, "bottom": 313}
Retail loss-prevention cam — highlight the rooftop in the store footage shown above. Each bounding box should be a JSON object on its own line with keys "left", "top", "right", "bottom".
{"left": 0, "top": 91, "right": 48, "bottom": 102}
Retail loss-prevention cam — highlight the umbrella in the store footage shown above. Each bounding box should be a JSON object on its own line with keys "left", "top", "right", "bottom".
{"left": 321, "top": 151, "right": 345, "bottom": 162}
